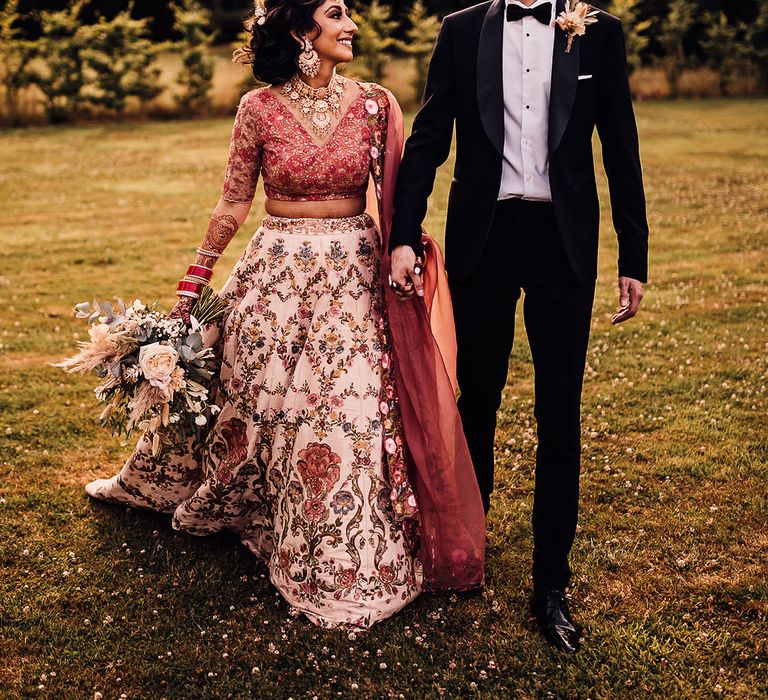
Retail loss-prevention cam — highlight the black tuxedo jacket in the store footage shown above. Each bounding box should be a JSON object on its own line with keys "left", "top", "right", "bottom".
{"left": 390, "top": 0, "right": 649, "bottom": 284}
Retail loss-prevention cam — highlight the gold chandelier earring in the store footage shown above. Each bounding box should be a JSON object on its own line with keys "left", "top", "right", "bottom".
{"left": 298, "top": 37, "right": 321, "bottom": 79}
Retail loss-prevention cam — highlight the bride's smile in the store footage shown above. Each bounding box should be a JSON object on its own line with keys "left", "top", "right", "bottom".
{"left": 311, "top": 1, "right": 357, "bottom": 64}
{"left": 81, "top": 0, "right": 486, "bottom": 632}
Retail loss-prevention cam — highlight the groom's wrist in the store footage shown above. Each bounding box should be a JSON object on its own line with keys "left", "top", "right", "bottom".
{"left": 389, "top": 237, "right": 424, "bottom": 259}
{"left": 618, "top": 263, "right": 648, "bottom": 284}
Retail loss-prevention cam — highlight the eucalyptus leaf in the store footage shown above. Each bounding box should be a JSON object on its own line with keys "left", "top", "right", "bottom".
{"left": 185, "top": 332, "right": 203, "bottom": 350}
{"left": 180, "top": 345, "right": 197, "bottom": 362}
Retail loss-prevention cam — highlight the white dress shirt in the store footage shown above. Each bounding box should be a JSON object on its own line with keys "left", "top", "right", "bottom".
{"left": 498, "top": 0, "right": 556, "bottom": 201}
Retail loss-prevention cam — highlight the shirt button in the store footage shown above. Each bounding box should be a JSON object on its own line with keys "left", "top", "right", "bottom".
{"left": 526, "top": 105, "right": 530, "bottom": 109}
{"left": 526, "top": 33, "right": 530, "bottom": 37}
{"left": 526, "top": 68, "right": 531, "bottom": 73}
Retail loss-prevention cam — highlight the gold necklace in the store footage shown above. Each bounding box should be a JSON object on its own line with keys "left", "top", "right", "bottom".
{"left": 281, "top": 73, "right": 345, "bottom": 139}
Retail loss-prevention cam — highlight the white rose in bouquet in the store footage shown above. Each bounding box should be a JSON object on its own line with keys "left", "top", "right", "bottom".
{"left": 139, "top": 343, "right": 180, "bottom": 391}
{"left": 59, "top": 292, "right": 228, "bottom": 456}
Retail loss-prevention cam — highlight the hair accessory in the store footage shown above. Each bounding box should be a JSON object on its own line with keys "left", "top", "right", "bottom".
{"left": 298, "top": 37, "right": 321, "bottom": 79}
{"left": 254, "top": 0, "right": 267, "bottom": 26}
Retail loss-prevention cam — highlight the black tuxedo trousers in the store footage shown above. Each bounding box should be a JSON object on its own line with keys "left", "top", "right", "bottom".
{"left": 391, "top": 0, "right": 649, "bottom": 593}
{"left": 450, "top": 199, "right": 594, "bottom": 592}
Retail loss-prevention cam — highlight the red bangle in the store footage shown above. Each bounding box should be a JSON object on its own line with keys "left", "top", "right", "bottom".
{"left": 177, "top": 280, "right": 203, "bottom": 294}
{"left": 187, "top": 264, "right": 213, "bottom": 280}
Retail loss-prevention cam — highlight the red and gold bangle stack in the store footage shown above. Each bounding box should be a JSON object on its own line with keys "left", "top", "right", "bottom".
{"left": 176, "top": 264, "right": 214, "bottom": 300}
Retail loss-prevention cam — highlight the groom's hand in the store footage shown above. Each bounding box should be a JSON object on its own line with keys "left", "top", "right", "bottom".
{"left": 390, "top": 245, "right": 424, "bottom": 300}
{"left": 612, "top": 277, "right": 644, "bottom": 325}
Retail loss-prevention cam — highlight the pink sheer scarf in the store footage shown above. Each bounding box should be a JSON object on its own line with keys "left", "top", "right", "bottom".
{"left": 367, "top": 93, "right": 486, "bottom": 592}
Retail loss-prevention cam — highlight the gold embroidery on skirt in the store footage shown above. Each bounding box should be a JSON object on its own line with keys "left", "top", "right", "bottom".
{"left": 84, "top": 213, "right": 422, "bottom": 629}
{"left": 262, "top": 213, "right": 374, "bottom": 236}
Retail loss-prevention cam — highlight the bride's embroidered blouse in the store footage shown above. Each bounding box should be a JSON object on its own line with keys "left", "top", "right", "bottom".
{"left": 221, "top": 83, "right": 375, "bottom": 203}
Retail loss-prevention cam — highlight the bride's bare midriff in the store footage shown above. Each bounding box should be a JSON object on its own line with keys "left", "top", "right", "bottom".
{"left": 265, "top": 196, "right": 366, "bottom": 219}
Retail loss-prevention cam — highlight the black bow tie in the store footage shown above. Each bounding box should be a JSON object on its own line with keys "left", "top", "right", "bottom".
{"left": 506, "top": 2, "right": 552, "bottom": 25}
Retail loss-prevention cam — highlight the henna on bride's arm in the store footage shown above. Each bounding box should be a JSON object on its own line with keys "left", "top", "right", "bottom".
{"left": 204, "top": 213, "right": 240, "bottom": 253}
{"left": 193, "top": 212, "right": 242, "bottom": 269}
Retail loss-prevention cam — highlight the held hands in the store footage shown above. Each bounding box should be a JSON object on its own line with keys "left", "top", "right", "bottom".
{"left": 389, "top": 245, "right": 424, "bottom": 300}
{"left": 612, "top": 276, "right": 644, "bottom": 325}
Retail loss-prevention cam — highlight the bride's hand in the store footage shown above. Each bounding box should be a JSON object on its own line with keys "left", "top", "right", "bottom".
{"left": 169, "top": 297, "right": 195, "bottom": 325}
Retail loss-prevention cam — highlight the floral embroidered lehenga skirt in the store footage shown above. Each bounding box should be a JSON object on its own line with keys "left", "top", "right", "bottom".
{"left": 87, "top": 214, "right": 422, "bottom": 628}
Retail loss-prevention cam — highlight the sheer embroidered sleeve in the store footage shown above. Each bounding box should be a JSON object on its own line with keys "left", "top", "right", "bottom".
{"left": 221, "top": 92, "right": 263, "bottom": 204}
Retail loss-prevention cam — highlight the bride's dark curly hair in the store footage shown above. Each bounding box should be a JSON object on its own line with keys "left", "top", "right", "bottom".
{"left": 233, "top": 0, "right": 326, "bottom": 85}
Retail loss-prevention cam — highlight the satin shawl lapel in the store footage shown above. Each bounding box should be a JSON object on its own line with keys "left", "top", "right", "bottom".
{"left": 477, "top": 0, "right": 505, "bottom": 157}
{"left": 548, "top": 0, "right": 580, "bottom": 154}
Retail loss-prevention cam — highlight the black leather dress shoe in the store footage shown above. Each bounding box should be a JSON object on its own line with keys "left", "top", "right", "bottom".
{"left": 531, "top": 589, "right": 582, "bottom": 654}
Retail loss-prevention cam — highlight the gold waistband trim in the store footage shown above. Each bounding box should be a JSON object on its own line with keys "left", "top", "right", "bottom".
{"left": 261, "top": 213, "right": 375, "bottom": 236}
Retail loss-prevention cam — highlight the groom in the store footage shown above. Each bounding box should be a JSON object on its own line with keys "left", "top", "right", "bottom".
{"left": 389, "top": 0, "right": 649, "bottom": 652}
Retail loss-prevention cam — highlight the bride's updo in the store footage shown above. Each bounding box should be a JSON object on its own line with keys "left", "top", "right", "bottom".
{"left": 233, "top": 0, "right": 326, "bottom": 85}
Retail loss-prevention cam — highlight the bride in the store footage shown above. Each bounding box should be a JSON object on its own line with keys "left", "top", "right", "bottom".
{"left": 84, "top": 0, "right": 485, "bottom": 629}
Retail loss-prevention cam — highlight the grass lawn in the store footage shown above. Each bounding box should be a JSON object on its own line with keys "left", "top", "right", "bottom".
{"left": 0, "top": 99, "right": 766, "bottom": 699}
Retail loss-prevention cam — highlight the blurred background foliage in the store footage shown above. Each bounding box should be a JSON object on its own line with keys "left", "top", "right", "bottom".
{"left": 1, "top": 0, "right": 766, "bottom": 126}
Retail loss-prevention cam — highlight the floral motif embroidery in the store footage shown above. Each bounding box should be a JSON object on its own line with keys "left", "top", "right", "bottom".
{"left": 364, "top": 83, "right": 420, "bottom": 524}
{"left": 331, "top": 490, "right": 355, "bottom": 515}
{"left": 293, "top": 241, "right": 320, "bottom": 273}
{"left": 266, "top": 238, "right": 288, "bottom": 261}
{"left": 297, "top": 442, "right": 341, "bottom": 497}
{"left": 221, "top": 81, "right": 374, "bottom": 204}
{"left": 221, "top": 93, "right": 262, "bottom": 203}
{"left": 210, "top": 417, "right": 248, "bottom": 484}
{"left": 325, "top": 240, "right": 349, "bottom": 271}
{"left": 84, "top": 85, "right": 423, "bottom": 629}
{"left": 263, "top": 214, "right": 372, "bottom": 235}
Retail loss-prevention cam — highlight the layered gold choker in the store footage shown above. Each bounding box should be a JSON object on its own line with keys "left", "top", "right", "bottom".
{"left": 281, "top": 73, "right": 346, "bottom": 139}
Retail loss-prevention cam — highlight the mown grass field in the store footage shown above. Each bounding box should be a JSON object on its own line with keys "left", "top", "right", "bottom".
{"left": 1, "top": 100, "right": 766, "bottom": 699}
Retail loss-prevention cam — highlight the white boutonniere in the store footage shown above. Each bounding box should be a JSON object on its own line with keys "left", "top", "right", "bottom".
{"left": 554, "top": 1, "right": 599, "bottom": 53}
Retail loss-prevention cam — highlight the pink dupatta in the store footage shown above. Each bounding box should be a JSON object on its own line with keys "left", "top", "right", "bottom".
{"left": 366, "top": 88, "right": 486, "bottom": 592}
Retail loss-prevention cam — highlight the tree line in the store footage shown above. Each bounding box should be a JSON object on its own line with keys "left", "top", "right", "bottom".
{"left": 1, "top": 0, "right": 766, "bottom": 126}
